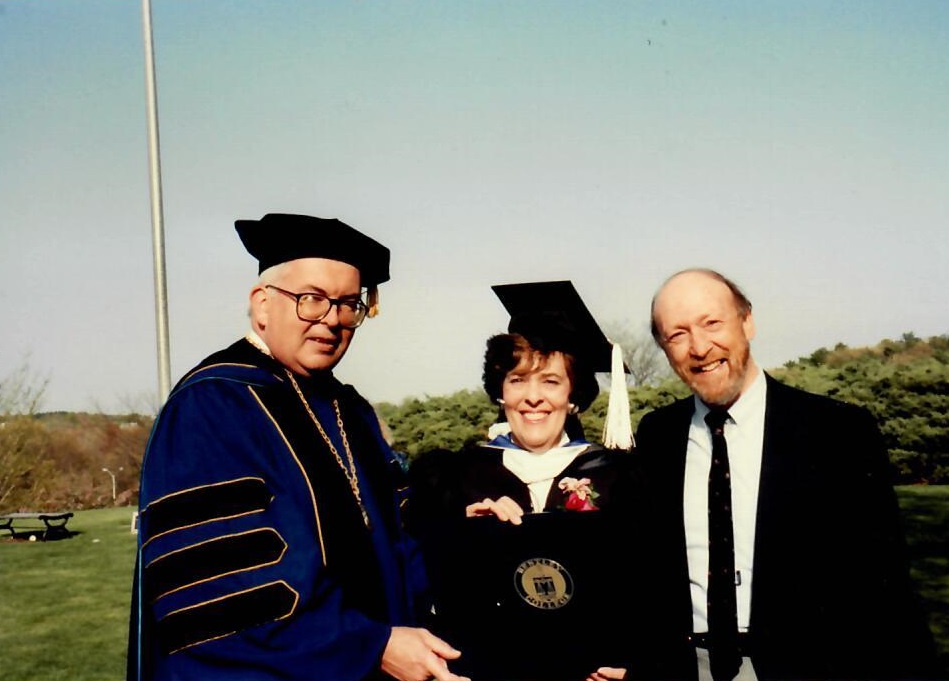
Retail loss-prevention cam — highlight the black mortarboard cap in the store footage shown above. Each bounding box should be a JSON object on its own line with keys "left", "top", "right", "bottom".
{"left": 491, "top": 280, "right": 616, "bottom": 373}
{"left": 491, "top": 279, "right": 634, "bottom": 449}
{"left": 235, "top": 213, "right": 390, "bottom": 286}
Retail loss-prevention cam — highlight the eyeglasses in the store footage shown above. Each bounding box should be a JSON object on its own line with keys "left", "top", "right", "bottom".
{"left": 265, "top": 285, "right": 369, "bottom": 329}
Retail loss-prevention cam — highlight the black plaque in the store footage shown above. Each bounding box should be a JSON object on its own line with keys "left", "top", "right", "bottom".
{"left": 422, "top": 511, "right": 632, "bottom": 681}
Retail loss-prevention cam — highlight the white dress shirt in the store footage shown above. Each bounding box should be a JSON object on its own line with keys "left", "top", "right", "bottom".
{"left": 683, "top": 368, "right": 766, "bottom": 634}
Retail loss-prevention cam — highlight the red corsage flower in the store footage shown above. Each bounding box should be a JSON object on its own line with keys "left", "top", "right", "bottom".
{"left": 558, "top": 477, "right": 599, "bottom": 511}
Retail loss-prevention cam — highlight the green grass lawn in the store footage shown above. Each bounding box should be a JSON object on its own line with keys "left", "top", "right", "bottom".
{"left": 0, "top": 507, "right": 137, "bottom": 681}
{"left": 1, "top": 489, "right": 947, "bottom": 681}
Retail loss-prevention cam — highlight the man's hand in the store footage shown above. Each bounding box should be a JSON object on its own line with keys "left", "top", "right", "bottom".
{"left": 381, "top": 626, "right": 470, "bottom": 681}
{"left": 465, "top": 496, "right": 525, "bottom": 524}
{"left": 587, "top": 667, "right": 627, "bottom": 681}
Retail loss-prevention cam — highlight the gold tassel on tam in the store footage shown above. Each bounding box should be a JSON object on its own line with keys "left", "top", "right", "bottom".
{"left": 367, "top": 286, "right": 380, "bottom": 318}
{"left": 602, "top": 342, "right": 634, "bottom": 450}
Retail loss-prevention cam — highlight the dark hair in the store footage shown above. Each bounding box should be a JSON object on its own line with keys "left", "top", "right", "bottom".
{"left": 649, "top": 268, "right": 753, "bottom": 344}
{"left": 482, "top": 333, "right": 600, "bottom": 413}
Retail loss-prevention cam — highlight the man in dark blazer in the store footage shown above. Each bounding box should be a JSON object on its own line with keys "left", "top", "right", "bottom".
{"left": 615, "top": 268, "right": 937, "bottom": 681}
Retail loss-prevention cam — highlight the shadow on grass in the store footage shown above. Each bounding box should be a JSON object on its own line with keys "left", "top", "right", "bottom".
{"left": 4, "top": 529, "right": 80, "bottom": 542}
{"left": 898, "top": 485, "right": 949, "bottom": 678}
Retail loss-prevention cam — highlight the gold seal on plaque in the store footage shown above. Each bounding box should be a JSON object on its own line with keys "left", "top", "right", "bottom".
{"left": 513, "top": 557, "right": 574, "bottom": 610}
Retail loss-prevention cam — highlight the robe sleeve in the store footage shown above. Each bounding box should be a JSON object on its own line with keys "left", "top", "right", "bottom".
{"left": 135, "top": 377, "right": 391, "bottom": 681}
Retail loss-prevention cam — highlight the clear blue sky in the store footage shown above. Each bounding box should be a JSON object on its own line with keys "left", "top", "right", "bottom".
{"left": 2, "top": 1, "right": 947, "bottom": 413}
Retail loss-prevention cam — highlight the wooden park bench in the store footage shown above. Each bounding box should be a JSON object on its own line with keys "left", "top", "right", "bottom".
{"left": 0, "top": 511, "right": 74, "bottom": 541}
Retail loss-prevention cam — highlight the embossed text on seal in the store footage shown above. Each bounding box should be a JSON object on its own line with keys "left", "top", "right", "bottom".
{"left": 513, "top": 557, "right": 574, "bottom": 609}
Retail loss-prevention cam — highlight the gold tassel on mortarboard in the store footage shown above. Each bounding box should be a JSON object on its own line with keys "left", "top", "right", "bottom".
{"left": 367, "top": 286, "right": 380, "bottom": 318}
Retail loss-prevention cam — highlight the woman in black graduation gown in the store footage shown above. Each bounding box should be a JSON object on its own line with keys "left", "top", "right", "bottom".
{"left": 406, "top": 281, "right": 635, "bottom": 681}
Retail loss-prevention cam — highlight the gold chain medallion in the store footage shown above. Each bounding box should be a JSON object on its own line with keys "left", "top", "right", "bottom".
{"left": 285, "top": 371, "right": 371, "bottom": 529}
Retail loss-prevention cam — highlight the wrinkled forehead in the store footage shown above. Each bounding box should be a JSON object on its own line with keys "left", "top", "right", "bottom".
{"left": 281, "top": 257, "right": 363, "bottom": 289}
{"left": 654, "top": 272, "right": 736, "bottom": 326}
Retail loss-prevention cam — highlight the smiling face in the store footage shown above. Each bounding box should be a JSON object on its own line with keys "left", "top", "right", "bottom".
{"left": 251, "top": 257, "right": 362, "bottom": 376}
{"left": 652, "top": 270, "right": 759, "bottom": 408}
{"left": 502, "top": 351, "right": 573, "bottom": 453}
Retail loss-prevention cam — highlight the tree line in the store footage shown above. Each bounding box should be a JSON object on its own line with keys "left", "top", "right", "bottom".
{"left": 379, "top": 333, "right": 949, "bottom": 485}
{"left": 1, "top": 333, "right": 947, "bottom": 511}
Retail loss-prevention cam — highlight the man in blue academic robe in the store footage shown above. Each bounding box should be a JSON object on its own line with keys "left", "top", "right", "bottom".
{"left": 128, "top": 213, "right": 468, "bottom": 681}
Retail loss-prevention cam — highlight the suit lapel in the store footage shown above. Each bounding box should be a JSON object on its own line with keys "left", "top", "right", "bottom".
{"left": 655, "top": 399, "right": 695, "bottom": 618}
{"left": 749, "top": 376, "right": 807, "bottom": 630}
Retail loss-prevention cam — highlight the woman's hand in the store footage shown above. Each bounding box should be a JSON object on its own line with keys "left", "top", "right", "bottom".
{"left": 587, "top": 667, "right": 627, "bottom": 681}
{"left": 465, "top": 496, "right": 525, "bottom": 525}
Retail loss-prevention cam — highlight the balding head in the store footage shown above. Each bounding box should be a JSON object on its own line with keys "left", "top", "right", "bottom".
{"left": 650, "top": 268, "right": 752, "bottom": 344}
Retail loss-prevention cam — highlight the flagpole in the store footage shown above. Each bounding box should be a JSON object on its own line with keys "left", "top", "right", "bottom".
{"left": 141, "top": 0, "right": 171, "bottom": 406}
